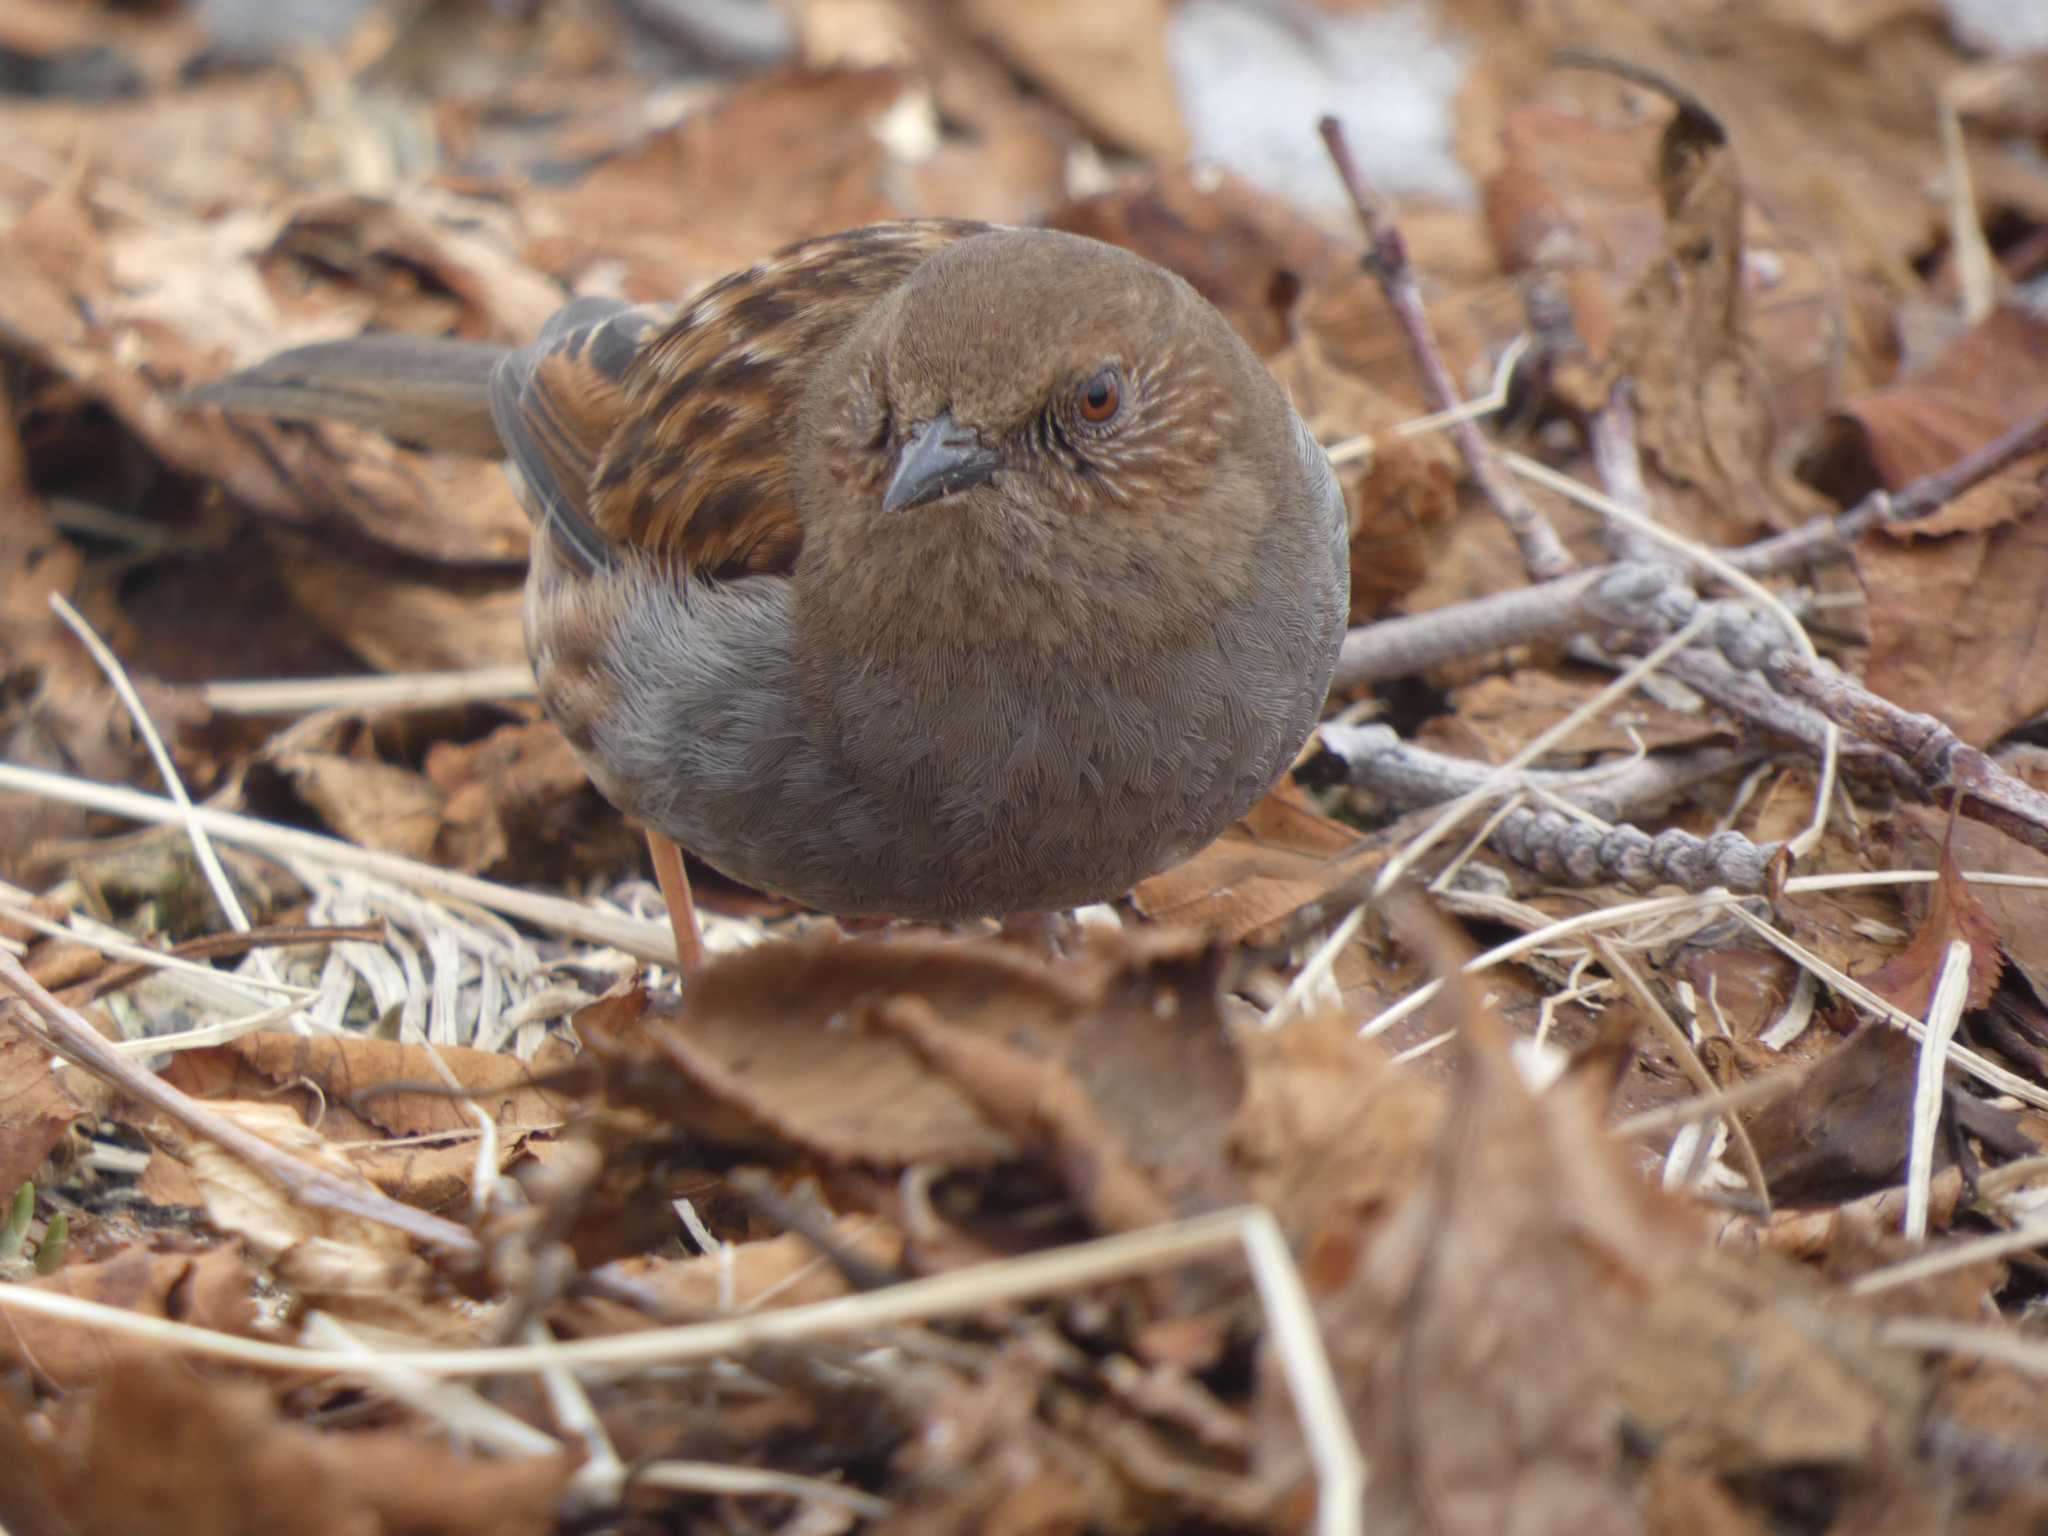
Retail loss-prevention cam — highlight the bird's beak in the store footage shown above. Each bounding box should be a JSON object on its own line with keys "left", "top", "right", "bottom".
{"left": 883, "top": 411, "right": 1001, "bottom": 513}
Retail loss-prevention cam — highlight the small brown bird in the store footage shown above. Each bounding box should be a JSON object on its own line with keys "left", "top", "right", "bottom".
{"left": 195, "top": 222, "right": 1349, "bottom": 966}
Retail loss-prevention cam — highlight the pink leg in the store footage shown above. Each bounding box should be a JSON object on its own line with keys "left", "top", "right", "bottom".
{"left": 647, "top": 830, "right": 705, "bottom": 975}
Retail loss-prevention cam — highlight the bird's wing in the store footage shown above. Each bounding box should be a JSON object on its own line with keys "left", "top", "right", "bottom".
{"left": 488, "top": 297, "right": 666, "bottom": 573}
{"left": 492, "top": 221, "right": 992, "bottom": 582}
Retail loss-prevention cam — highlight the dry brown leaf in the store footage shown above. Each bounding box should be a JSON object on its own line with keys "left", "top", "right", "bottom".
{"left": 253, "top": 191, "right": 562, "bottom": 345}
{"left": 1616, "top": 1254, "right": 1924, "bottom": 1476}
{"left": 1485, "top": 96, "right": 1890, "bottom": 427}
{"left": 1286, "top": 895, "right": 1702, "bottom": 1535}
{"left": 3, "top": 184, "right": 542, "bottom": 568}
{"left": 1422, "top": 665, "right": 1732, "bottom": 763}
{"left": 0, "top": 71, "right": 334, "bottom": 215}
{"left": 1742, "top": 1166, "right": 1966, "bottom": 1265}
{"left": 1855, "top": 491, "right": 2048, "bottom": 747}
{"left": 1889, "top": 777, "right": 2048, "bottom": 1004}
{"left": 585, "top": 1219, "right": 906, "bottom": 1319}
{"left": 33, "top": 1351, "right": 570, "bottom": 1536}
{"left": 1817, "top": 309, "right": 2048, "bottom": 744}
{"left": 164, "top": 1033, "right": 573, "bottom": 1140}
{"left": 1600, "top": 88, "right": 1817, "bottom": 544}
{"left": 0, "top": 1023, "right": 89, "bottom": 1195}
{"left": 0, "top": 1244, "right": 262, "bottom": 1390}
{"left": 956, "top": 0, "right": 1185, "bottom": 162}
{"left": 1809, "top": 305, "right": 2048, "bottom": 503}
{"left": 523, "top": 67, "right": 907, "bottom": 296}
{"left": 627, "top": 936, "right": 1075, "bottom": 1167}
{"left": 270, "top": 539, "right": 527, "bottom": 671}
{"left": 1132, "top": 779, "right": 1380, "bottom": 943}
{"left": 1675, "top": 944, "right": 1802, "bottom": 1044}
{"left": 875, "top": 992, "right": 1179, "bottom": 1239}
{"left": 160, "top": 1031, "right": 573, "bottom": 1210}
{"left": 270, "top": 749, "right": 447, "bottom": 863}
{"left": 1861, "top": 833, "right": 2004, "bottom": 1016}
{"left": 1456, "top": 0, "right": 2048, "bottom": 288}
{"left": 147, "top": 1101, "right": 439, "bottom": 1324}
{"left": 1228, "top": 1007, "right": 1442, "bottom": 1290}
{"left": 422, "top": 718, "right": 634, "bottom": 877}
{"left": 1733, "top": 1025, "right": 1958, "bottom": 1207}
{"left": 1045, "top": 166, "right": 1348, "bottom": 359}
{"left": 1264, "top": 341, "right": 1459, "bottom": 624}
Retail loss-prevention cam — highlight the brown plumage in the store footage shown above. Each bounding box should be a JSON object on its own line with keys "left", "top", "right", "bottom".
{"left": 193, "top": 221, "right": 1350, "bottom": 925}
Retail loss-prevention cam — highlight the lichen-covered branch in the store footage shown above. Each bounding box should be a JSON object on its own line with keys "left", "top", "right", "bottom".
{"left": 1316, "top": 722, "right": 1777, "bottom": 892}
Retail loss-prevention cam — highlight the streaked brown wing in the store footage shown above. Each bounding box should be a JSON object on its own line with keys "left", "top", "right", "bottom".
{"left": 489, "top": 297, "right": 668, "bottom": 573}
{"left": 587, "top": 220, "right": 992, "bottom": 578}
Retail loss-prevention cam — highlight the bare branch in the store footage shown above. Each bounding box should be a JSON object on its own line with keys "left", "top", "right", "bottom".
{"left": 1318, "top": 115, "right": 1578, "bottom": 583}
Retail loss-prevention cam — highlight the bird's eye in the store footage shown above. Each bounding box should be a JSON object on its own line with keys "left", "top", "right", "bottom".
{"left": 1076, "top": 367, "right": 1122, "bottom": 425}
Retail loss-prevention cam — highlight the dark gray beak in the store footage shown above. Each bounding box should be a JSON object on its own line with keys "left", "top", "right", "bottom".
{"left": 883, "top": 411, "right": 1001, "bottom": 513}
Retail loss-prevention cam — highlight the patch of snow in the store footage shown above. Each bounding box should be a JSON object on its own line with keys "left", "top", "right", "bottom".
{"left": 1169, "top": 0, "right": 1474, "bottom": 213}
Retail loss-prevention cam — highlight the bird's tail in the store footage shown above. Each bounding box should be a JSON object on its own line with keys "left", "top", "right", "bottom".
{"left": 186, "top": 335, "right": 510, "bottom": 458}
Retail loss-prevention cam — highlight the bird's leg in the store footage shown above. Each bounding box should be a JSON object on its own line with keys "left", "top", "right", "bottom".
{"left": 646, "top": 830, "right": 705, "bottom": 975}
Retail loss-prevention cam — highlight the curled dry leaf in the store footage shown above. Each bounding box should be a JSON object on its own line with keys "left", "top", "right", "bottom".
{"left": 1597, "top": 83, "right": 1825, "bottom": 545}
{"left": 1860, "top": 834, "right": 2004, "bottom": 1019}
{"left": 266, "top": 716, "right": 624, "bottom": 879}
{"left": 1735, "top": 1166, "right": 1966, "bottom": 1267}
{"left": 423, "top": 718, "right": 640, "bottom": 879}
{"left": 270, "top": 748, "right": 448, "bottom": 863}
{"left": 269, "top": 543, "right": 527, "bottom": 671}
{"left": 161, "top": 1031, "right": 575, "bottom": 1212}
{"left": 611, "top": 935, "right": 1070, "bottom": 1167}
{"left": 610, "top": 929, "right": 1255, "bottom": 1233}
{"left": 2, "top": 184, "right": 543, "bottom": 568}
{"left": 1228, "top": 1007, "right": 1442, "bottom": 1289}
{"left": 146, "top": 1100, "right": 439, "bottom": 1327}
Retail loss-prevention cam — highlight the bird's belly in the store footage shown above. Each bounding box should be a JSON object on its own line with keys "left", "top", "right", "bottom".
{"left": 815, "top": 659, "right": 1277, "bottom": 914}
{"left": 529, "top": 553, "right": 1332, "bottom": 921}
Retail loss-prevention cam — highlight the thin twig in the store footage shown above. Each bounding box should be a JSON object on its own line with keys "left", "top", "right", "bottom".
{"left": 1591, "top": 936, "right": 1770, "bottom": 1210}
{"left": 1729, "top": 403, "right": 2048, "bottom": 576}
{"left": 0, "top": 1205, "right": 1365, "bottom": 1536}
{"left": 1904, "top": 941, "right": 1971, "bottom": 1243}
{"left": 0, "top": 762, "right": 682, "bottom": 965}
{"left": 202, "top": 664, "right": 537, "bottom": 715}
{"left": 1318, "top": 115, "right": 1576, "bottom": 582}
{"left": 1332, "top": 400, "right": 2048, "bottom": 690}
{"left": 57, "top": 921, "right": 388, "bottom": 1006}
{"left": 50, "top": 593, "right": 255, "bottom": 938}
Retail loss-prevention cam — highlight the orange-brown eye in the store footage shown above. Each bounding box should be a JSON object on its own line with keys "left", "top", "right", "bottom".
{"left": 1077, "top": 368, "right": 1121, "bottom": 424}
